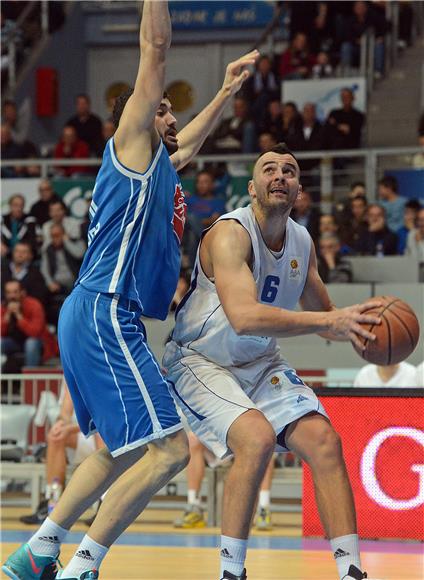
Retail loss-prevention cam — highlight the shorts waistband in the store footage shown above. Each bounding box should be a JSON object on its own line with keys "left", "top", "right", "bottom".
{"left": 73, "top": 284, "right": 143, "bottom": 314}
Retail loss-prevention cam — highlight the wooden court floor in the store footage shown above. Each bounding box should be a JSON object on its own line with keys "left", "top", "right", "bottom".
{"left": 1, "top": 507, "right": 423, "bottom": 579}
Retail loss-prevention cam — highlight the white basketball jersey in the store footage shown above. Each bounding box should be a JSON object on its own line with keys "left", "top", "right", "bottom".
{"left": 170, "top": 205, "right": 311, "bottom": 367}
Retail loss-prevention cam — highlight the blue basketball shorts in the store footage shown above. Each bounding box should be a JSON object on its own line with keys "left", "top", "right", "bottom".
{"left": 58, "top": 285, "right": 183, "bottom": 457}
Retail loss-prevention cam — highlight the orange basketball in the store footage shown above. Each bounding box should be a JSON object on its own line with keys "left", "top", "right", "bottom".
{"left": 353, "top": 296, "right": 420, "bottom": 365}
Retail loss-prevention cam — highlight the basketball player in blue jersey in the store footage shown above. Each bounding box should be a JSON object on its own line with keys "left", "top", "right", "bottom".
{"left": 2, "top": 2, "right": 259, "bottom": 580}
{"left": 163, "top": 143, "right": 383, "bottom": 580}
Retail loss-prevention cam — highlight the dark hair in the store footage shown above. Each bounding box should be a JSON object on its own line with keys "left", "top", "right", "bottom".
{"left": 49, "top": 199, "right": 68, "bottom": 214}
{"left": 379, "top": 175, "right": 398, "bottom": 192}
{"left": 255, "top": 142, "right": 299, "bottom": 166}
{"left": 405, "top": 199, "right": 422, "bottom": 211}
{"left": 112, "top": 89, "right": 170, "bottom": 129}
{"left": 76, "top": 93, "right": 90, "bottom": 103}
{"left": 350, "top": 180, "right": 365, "bottom": 190}
{"left": 351, "top": 194, "right": 368, "bottom": 205}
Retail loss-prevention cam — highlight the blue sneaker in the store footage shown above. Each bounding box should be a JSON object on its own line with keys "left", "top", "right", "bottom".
{"left": 56, "top": 571, "right": 98, "bottom": 579}
{"left": 2, "top": 543, "right": 60, "bottom": 580}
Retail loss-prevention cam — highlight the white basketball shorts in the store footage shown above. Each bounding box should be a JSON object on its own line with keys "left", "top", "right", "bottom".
{"left": 164, "top": 345, "right": 327, "bottom": 459}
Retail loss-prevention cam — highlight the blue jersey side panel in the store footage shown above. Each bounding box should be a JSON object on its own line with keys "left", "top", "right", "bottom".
{"left": 76, "top": 138, "right": 185, "bottom": 320}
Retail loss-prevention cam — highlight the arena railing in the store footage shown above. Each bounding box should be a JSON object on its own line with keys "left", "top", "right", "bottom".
{"left": 3, "top": 146, "right": 422, "bottom": 208}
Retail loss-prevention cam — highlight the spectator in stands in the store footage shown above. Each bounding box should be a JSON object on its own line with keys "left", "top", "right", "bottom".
{"left": 411, "top": 133, "right": 424, "bottom": 169}
{"left": 339, "top": 1, "right": 389, "bottom": 77}
{"left": 256, "top": 99, "right": 283, "bottom": 140}
{"left": 185, "top": 170, "right": 226, "bottom": 265}
{"left": 317, "top": 233, "right": 352, "bottom": 283}
{"left": 242, "top": 55, "right": 279, "bottom": 120}
{"left": 354, "top": 361, "right": 417, "bottom": 388}
{"left": 66, "top": 94, "right": 104, "bottom": 157}
{"left": 41, "top": 199, "right": 84, "bottom": 250}
{"left": 53, "top": 125, "right": 90, "bottom": 177}
{"left": 20, "top": 379, "right": 103, "bottom": 526}
{"left": 348, "top": 181, "right": 366, "bottom": 199}
{"left": 277, "top": 101, "right": 302, "bottom": 144}
{"left": 355, "top": 203, "right": 398, "bottom": 256}
{"left": 1, "top": 242, "right": 48, "bottom": 305}
{"left": 325, "top": 88, "right": 365, "bottom": 150}
{"left": 1, "top": 194, "right": 37, "bottom": 256}
{"left": 101, "top": 119, "right": 116, "bottom": 147}
{"left": 29, "top": 179, "right": 60, "bottom": 227}
{"left": 1, "top": 123, "right": 23, "bottom": 177}
{"left": 1, "top": 99, "right": 30, "bottom": 145}
{"left": 212, "top": 96, "right": 256, "bottom": 154}
{"left": 258, "top": 132, "right": 278, "bottom": 154}
{"left": 319, "top": 214, "right": 339, "bottom": 237}
{"left": 397, "top": 199, "right": 421, "bottom": 254}
{"left": 291, "top": 189, "right": 320, "bottom": 241}
{"left": 377, "top": 175, "right": 407, "bottom": 233}
{"left": 311, "top": 51, "right": 334, "bottom": 79}
{"left": 341, "top": 194, "right": 369, "bottom": 254}
{"left": 278, "top": 32, "right": 316, "bottom": 80}
{"left": 41, "top": 223, "right": 85, "bottom": 325}
{"left": 287, "top": 103, "right": 325, "bottom": 173}
{"left": 405, "top": 207, "right": 424, "bottom": 275}
{"left": 1, "top": 280, "right": 47, "bottom": 368}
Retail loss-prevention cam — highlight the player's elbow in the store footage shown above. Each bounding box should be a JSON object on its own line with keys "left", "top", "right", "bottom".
{"left": 230, "top": 312, "right": 253, "bottom": 336}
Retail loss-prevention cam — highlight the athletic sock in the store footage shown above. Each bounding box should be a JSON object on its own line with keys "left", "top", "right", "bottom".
{"left": 330, "top": 534, "right": 361, "bottom": 579}
{"left": 258, "top": 490, "right": 270, "bottom": 510}
{"left": 28, "top": 517, "right": 68, "bottom": 556}
{"left": 61, "top": 535, "right": 108, "bottom": 577}
{"left": 220, "top": 535, "right": 247, "bottom": 577}
{"left": 188, "top": 489, "right": 200, "bottom": 506}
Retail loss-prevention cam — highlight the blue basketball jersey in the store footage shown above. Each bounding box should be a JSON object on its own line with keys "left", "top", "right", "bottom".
{"left": 76, "top": 138, "right": 186, "bottom": 320}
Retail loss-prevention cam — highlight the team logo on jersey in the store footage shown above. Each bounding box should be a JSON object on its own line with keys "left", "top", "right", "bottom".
{"left": 289, "top": 257, "right": 301, "bottom": 279}
{"left": 172, "top": 183, "right": 187, "bottom": 243}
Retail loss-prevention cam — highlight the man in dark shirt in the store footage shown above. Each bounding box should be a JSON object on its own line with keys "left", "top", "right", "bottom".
{"left": 66, "top": 94, "right": 103, "bottom": 157}
{"left": 29, "top": 179, "right": 60, "bottom": 227}
{"left": 355, "top": 203, "right": 398, "bottom": 256}
{"left": 287, "top": 103, "right": 325, "bottom": 170}
{"left": 1, "top": 242, "right": 48, "bottom": 305}
{"left": 325, "top": 88, "right": 365, "bottom": 149}
{"left": 1, "top": 194, "right": 37, "bottom": 256}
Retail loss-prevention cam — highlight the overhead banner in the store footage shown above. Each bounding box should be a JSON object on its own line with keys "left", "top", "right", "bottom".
{"left": 282, "top": 78, "right": 366, "bottom": 123}
{"left": 170, "top": 1, "right": 277, "bottom": 29}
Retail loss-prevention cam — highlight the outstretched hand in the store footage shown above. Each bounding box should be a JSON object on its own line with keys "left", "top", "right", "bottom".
{"left": 222, "top": 50, "right": 260, "bottom": 96}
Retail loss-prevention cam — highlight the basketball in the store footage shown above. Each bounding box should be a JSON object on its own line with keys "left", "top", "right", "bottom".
{"left": 353, "top": 296, "right": 420, "bottom": 365}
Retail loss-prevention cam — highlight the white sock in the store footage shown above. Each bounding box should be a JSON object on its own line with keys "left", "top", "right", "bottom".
{"left": 61, "top": 535, "right": 108, "bottom": 577}
{"left": 330, "top": 534, "right": 361, "bottom": 579}
{"left": 220, "top": 535, "right": 247, "bottom": 577}
{"left": 188, "top": 489, "right": 200, "bottom": 506}
{"left": 28, "top": 517, "right": 68, "bottom": 556}
{"left": 45, "top": 484, "right": 52, "bottom": 500}
{"left": 258, "top": 490, "right": 270, "bottom": 510}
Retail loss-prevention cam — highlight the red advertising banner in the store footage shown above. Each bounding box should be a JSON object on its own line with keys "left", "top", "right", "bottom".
{"left": 303, "top": 391, "right": 424, "bottom": 540}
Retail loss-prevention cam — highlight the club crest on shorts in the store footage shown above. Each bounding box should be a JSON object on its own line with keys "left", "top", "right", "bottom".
{"left": 289, "top": 257, "right": 301, "bottom": 279}
{"left": 172, "top": 183, "right": 187, "bottom": 243}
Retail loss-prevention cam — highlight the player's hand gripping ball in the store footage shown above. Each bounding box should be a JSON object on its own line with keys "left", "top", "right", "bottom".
{"left": 353, "top": 295, "right": 420, "bottom": 365}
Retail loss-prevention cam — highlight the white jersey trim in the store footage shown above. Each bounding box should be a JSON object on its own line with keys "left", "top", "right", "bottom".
{"left": 93, "top": 293, "right": 130, "bottom": 446}
{"left": 109, "top": 138, "right": 163, "bottom": 181}
{"left": 110, "top": 296, "right": 162, "bottom": 432}
{"left": 109, "top": 178, "right": 148, "bottom": 294}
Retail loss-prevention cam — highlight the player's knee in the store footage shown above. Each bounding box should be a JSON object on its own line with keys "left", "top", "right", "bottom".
{"left": 236, "top": 428, "right": 276, "bottom": 464}
{"left": 312, "top": 425, "right": 343, "bottom": 463}
{"left": 160, "top": 431, "right": 190, "bottom": 475}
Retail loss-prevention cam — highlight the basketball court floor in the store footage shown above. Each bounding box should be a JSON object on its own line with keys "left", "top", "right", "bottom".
{"left": 1, "top": 507, "right": 422, "bottom": 579}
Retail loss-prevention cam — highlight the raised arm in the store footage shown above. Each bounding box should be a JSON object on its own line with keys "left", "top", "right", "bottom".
{"left": 205, "top": 222, "right": 381, "bottom": 350}
{"left": 114, "top": 1, "right": 171, "bottom": 171}
{"left": 170, "top": 50, "right": 259, "bottom": 171}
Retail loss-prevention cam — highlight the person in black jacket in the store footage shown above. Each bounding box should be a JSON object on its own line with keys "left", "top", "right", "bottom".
{"left": 291, "top": 189, "right": 321, "bottom": 242}
{"left": 325, "top": 88, "right": 365, "bottom": 150}
{"left": 40, "top": 223, "right": 84, "bottom": 325}
{"left": 1, "top": 242, "right": 48, "bottom": 305}
{"left": 355, "top": 203, "right": 398, "bottom": 256}
{"left": 1, "top": 194, "right": 37, "bottom": 257}
{"left": 29, "top": 180, "right": 60, "bottom": 227}
{"left": 66, "top": 94, "right": 103, "bottom": 157}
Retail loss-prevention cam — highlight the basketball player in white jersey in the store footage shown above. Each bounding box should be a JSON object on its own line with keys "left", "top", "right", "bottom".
{"left": 164, "top": 143, "right": 383, "bottom": 580}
